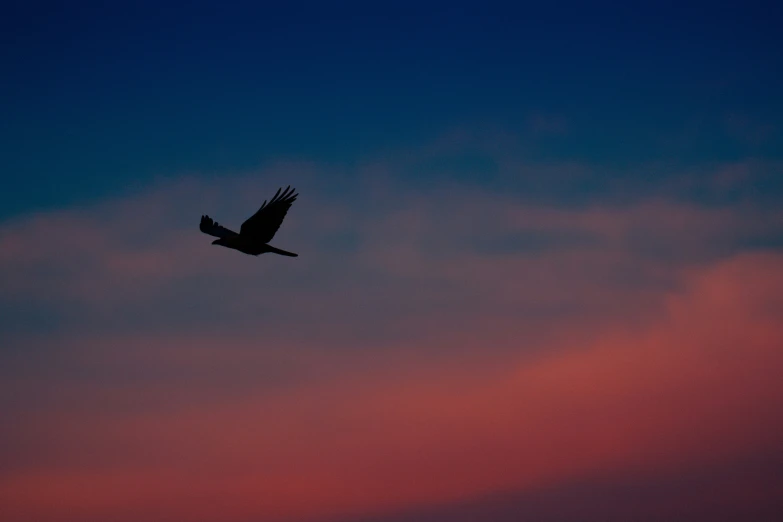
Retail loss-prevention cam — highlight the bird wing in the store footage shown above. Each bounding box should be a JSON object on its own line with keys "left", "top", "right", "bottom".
{"left": 240, "top": 186, "right": 298, "bottom": 243}
{"left": 199, "top": 215, "right": 239, "bottom": 239}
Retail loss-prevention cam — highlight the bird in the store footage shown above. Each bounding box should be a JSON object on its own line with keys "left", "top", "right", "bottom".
{"left": 199, "top": 185, "right": 299, "bottom": 257}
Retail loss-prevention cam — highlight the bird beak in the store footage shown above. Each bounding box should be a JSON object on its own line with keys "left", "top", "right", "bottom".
{"left": 211, "top": 239, "right": 220, "bottom": 245}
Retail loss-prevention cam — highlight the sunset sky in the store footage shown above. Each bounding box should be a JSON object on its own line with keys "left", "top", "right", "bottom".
{"left": 2, "top": 2, "right": 783, "bottom": 521}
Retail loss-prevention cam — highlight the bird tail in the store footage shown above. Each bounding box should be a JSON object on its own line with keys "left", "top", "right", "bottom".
{"left": 267, "top": 245, "right": 298, "bottom": 257}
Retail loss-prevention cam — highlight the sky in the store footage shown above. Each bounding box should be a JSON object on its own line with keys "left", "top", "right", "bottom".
{"left": 1, "top": 1, "right": 783, "bottom": 521}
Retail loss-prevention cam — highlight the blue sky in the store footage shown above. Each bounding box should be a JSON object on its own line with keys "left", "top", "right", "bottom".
{"left": 2, "top": 3, "right": 783, "bottom": 521}
{"left": 3, "top": 1, "right": 782, "bottom": 217}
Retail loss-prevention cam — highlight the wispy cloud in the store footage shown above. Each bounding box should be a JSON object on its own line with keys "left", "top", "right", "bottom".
{"left": 2, "top": 250, "right": 781, "bottom": 521}
{"left": 1, "top": 151, "right": 782, "bottom": 521}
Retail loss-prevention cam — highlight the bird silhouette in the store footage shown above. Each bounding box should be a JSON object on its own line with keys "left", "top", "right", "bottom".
{"left": 199, "top": 186, "right": 299, "bottom": 257}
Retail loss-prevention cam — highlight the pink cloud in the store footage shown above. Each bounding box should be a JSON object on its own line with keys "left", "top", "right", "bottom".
{"left": 2, "top": 250, "right": 782, "bottom": 521}
{"left": 1, "top": 166, "right": 780, "bottom": 355}
{"left": 1, "top": 157, "right": 783, "bottom": 521}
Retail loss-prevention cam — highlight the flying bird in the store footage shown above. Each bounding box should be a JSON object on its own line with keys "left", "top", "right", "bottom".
{"left": 199, "top": 186, "right": 299, "bottom": 257}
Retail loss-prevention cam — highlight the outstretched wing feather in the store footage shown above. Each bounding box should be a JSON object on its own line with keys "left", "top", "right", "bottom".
{"left": 240, "top": 185, "right": 298, "bottom": 243}
{"left": 199, "top": 215, "right": 238, "bottom": 239}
